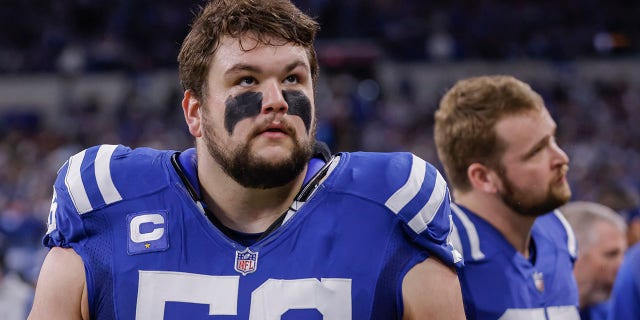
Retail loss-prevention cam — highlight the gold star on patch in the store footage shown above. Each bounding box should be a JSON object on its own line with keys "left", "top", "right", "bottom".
{"left": 145, "top": 243, "right": 151, "bottom": 249}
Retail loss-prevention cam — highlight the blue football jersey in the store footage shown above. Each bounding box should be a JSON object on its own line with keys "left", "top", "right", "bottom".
{"left": 608, "top": 242, "right": 640, "bottom": 320}
{"left": 44, "top": 144, "right": 461, "bottom": 320}
{"left": 579, "top": 300, "right": 609, "bottom": 320}
{"left": 450, "top": 204, "right": 579, "bottom": 320}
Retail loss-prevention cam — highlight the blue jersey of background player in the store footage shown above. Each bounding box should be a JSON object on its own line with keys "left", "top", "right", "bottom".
{"left": 608, "top": 242, "right": 640, "bottom": 320}
{"left": 451, "top": 205, "right": 579, "bottom": 319}
{"left": 434, "top": 75, "right": 579, "bottom": 319}
{"left": 28, "top": 1, "right": 465, "bottom": 319}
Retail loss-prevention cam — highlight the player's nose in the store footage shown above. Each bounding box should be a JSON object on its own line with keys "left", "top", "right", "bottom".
{"left": 261, "top": 80, "right": 288, "bottom": 115}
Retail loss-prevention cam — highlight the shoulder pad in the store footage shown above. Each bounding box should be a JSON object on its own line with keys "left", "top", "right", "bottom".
{"left": 44, "top": 144, "right": 172, "bottom": 247}
{"left": 332, "top": 152, "right": 462, "bottom": 267}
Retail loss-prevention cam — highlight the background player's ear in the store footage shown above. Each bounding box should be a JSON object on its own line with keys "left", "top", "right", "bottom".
{"left": 467, "top": 163, "right": 498, "bottom": 194}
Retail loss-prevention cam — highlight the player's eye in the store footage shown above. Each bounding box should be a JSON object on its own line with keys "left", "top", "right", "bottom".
{"left": 604, "top": 249, "right": 622, "bottom": 259}
{"left": 532, "top": 144, "right": 545, "bottom": 155}
{"left": 284, "top": 75, "right": 299, "bottom": 84}
{"left": 239, "top": 77, "right": 256, "bottom": 87}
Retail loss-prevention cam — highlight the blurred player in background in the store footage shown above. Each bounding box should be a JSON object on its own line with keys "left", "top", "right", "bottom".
{"left": 560, "top": 201, "right": 627, "bottom": 320}
{"left": 621, "top": 206, "right": 640, "bottom": 247}
{"left": 608, "top": 241, "right": 640, "bottom": 320}
{"left": 434, "top": 75, "right": 579, "bottom": 319}
{"left": 27, "top": 0, "right": 464, "bottom": 319}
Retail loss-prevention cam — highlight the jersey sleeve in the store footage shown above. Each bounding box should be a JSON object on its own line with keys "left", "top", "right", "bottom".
{"left": 383, "top": 153, "right": 463, "bottom": 267}
{"left": 44, "top": 163, "right": 86, "bottom": 248}
{"left": 43, "top": 144, "right": 171, "bottom": 248}
{"left": 337, "top": 152, "right": 463, "bottom": 267}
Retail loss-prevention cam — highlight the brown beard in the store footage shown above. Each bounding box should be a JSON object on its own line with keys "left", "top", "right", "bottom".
{"left": 496, "top": 165, "right": 571, "bottom": 217}
{"left": 201, "top": 112, "right": 315, "bottom": 189}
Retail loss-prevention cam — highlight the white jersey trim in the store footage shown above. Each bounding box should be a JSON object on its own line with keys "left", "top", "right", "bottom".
{"left": 65, "top": 149, "right": 92, "bottom": 214}
{"left": 553, "top": 209, "right": 577, "bottom": 258}
{"left": 384, "top": 154, "right": 425, "bottom": 214}
{"left": 407, "top": 170, "right": 446, "bottom": 234}
{"left": 450, "top": 222, "right": 464, "bottom": 258}
{"left": 451, "top": 204, "right": 486, "bottom": 260}
{"left": 283, "top": 155, "right": 341, "bottom": 225}
{"left": 95, "top": 144, "right": 123, "bottom": 206}
{"left": 448, "top": 214, "right": 464, "bottom": 263}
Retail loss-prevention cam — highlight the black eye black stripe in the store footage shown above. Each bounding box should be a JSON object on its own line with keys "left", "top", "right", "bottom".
{"left": 223, "top": 90, "right": 312, "bottom": 134}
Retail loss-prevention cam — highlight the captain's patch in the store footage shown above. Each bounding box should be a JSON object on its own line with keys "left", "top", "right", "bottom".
{"left": 127, "top": 211, "right": 169, "bottom": 255}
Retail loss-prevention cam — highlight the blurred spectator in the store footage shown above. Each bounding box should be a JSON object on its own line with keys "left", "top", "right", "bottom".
{"left": 0, "top": 0, "right": 639, "bottom": 74}
{"left": 595, "top": 182, "right": 640, "bottom": 248}
{"left": 561, "top": 201, "right": 627, "bottom": 320}
{"left": 0, "top": 234, "right": 34, "bottom": 320}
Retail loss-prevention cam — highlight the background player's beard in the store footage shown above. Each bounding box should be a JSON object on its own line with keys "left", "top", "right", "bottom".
{"left": 496, "top": 168, "right": 571, "bottom": 217}
{"left": 202, "top": 119, "right": 315, "bottom": 189}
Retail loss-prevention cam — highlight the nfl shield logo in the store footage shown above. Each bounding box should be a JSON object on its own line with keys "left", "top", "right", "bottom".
{"left": 533, "top": 271, "right": 545, "bottom": 292}
{"left": 234, "top": 248, "right": 259, "bottom": 276}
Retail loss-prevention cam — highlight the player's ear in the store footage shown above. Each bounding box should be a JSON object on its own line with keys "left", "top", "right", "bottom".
{"left": 182, "top": 90, "right": 203, "bottom": 137}
{"left": 467, "top": 163, "right": 498, "bottom": 193}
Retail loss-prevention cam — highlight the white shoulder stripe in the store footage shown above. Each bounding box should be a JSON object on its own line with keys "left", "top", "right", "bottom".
{"left": 451, "top": 204, "right": 485, "bottom": 260}
{"left": 450, "top": 222, "right": 463, "bottom": 257}
{"left": 385, "top": 154, "right": 426, "bottom": 214}
{"left": 553, "top": 209, "right": 577, "bottom": 258}
{"left": 407, "top": 170, "right": 446, "bottom": 233}
{"left": 65, "top": 149, "right": 93, "bottom": 214}
{"left": 95, "top": 144, "right": 122, "bottom": 205}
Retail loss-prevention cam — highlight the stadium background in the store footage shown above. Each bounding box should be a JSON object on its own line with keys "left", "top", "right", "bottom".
{"left": 0, "top": 0, "right": 639, "bottom": 308}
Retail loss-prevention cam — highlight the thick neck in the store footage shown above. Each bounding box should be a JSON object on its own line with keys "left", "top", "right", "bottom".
{"left": 196, "top": 151, "right": 307, "bottom": 234}
{"left": 456, "top": 191, "right": 536, "bottom": 258}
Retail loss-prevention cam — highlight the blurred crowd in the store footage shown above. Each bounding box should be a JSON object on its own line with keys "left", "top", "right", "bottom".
{"left": 1, "top": 0, "right": 640, "bottom": 317}
{"left": 0, "top": 0, "right": 638, "bottom": 74}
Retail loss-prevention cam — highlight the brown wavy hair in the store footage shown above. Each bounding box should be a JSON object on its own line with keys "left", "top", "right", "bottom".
{"left": 178, "top": 0, "right": 320, "bottom": 99}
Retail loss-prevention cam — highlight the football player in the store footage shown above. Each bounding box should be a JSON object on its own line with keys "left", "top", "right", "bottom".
{"left": 434, "top": 75, "right": 579, "bottom": 319}
{"left": 28, "top": 1, "right": 465, "bottom": 319}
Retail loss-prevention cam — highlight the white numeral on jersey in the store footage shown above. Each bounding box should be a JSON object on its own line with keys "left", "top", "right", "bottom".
{"left": 250, "top": 278, "right": 352, "bottom": 320}
{"left": 499, "top": 306, "right": 579, "bottom": 320}
{"left": 136, "top": 271, "right": 239, "bottom": 318}
{"left": 46, "top": 189, "right": 58, "bottom": 234}
{"left": 135, "top": 271, "right": 352, "bottom": 319}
